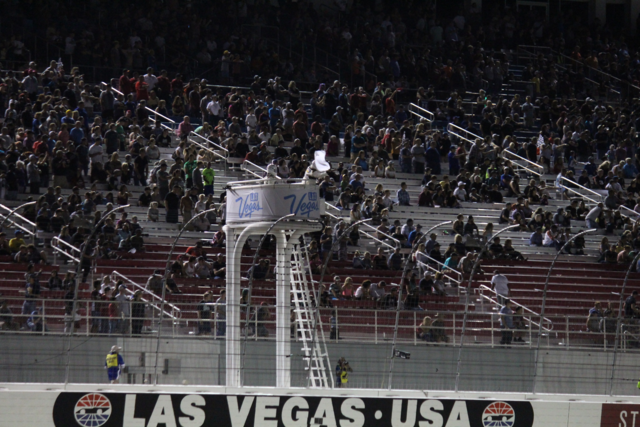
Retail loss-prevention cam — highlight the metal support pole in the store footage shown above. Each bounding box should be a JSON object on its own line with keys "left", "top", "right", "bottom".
{"left": 531, "top": 228, "right": 596, "bottom": 393}
{"left": 609, "top": 252, "right": 640, "bottom": 395}
{"left": 154, "top": 208, "right": 218, "bottom": 385}
{"left": 454, "top": 224, "right": 520, "bottom": 392}
{"left": 387, "top": 220, "right": 452, "bottom": 390}
{"left": 240, "top": 213, "right": 294, "bottom": 386}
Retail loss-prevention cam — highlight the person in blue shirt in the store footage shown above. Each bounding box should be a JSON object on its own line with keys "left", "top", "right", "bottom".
{"left": 623, "top": 158, "right": 638, "bottom": 178}
{"left": 61, "top": 110, "right": 76, "bottom": 127}
{"left": 425, "top": 140, "right": 441, "bottom": 174}
{"left": 583, "top": 157, "right": 597, "bottom": 176}
{"left": 350, "top": 129, "right": 366, "bottom": 162}
{"left": 396, "top": 182, "right": 411, "bottom": 206}
{"left": 75, "top": 101, "right": 90, "bottom": 132}
{"left": 105, "top": 345, "right": 125, "bottom": 384}
{"left": 443, "top": 252, "right": 459, "bottom": 272}
{"left": 408, "top": 224, "right": 422, "bottom": 246}
{"left": 31, "top": 113, "right": 41, "bottom": 137}
{"left": 69, "top": 121, "right": 85, "bottom": 145}
{"left": 349, "top": 174, "right": 364, "bottom": 191}
{"left": 399, "top": 142, "right": 412, "bottom": 173}
{"left": 448, "top": 146, "right": 460, "bottom": 175}
{"left": 395, "top": 105, "right": 408, "bottom": 125}
{"left": 529, "top": 227, "right": 543, "bottom": 246}
{"left": 499, "top": 299, "right": 514, "bottom": 345}
{"left": 268, "top": 101, "right": 282, "bottom": 132}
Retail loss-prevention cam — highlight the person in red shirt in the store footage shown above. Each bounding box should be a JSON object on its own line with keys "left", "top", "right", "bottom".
{"left": 186, "top": 241, "right": 207, "bottom": 259}
{"left": 156, "top": 70, "right": 172, "bottom": 102}
{"left": 135, "top": 75, "right": 149, "bottom": 101}
{"left": 171, "top": 74, "right": 184, "bottom": 98}
{"left": 119, "top": 70, "right": 133, "bottom": 96}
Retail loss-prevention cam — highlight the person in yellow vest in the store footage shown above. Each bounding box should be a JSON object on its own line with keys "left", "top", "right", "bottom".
{"left": 105, "top": 345, "right": 125, "bottom": 384}
{"left": 336, "top": 357, "right": 353, "bottom": 388}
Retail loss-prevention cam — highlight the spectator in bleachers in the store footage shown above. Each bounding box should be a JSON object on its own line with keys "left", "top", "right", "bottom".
{"left": 341, "top": 277, "right": 354, "bottom": 300}
{"left": 543, "top": 225, "right": 564, "bottom": 251}
{"left": 164, "top": 185, "right": 182, "bottom": 223}
{"left": 387, "top": 247, "right": 403, "bottom": 271}
{"left": 503, "top": 239, "right": 526, "bottom": 261}
{"left": 529, "top": 227, "right": 544, "bottom": 247}
{"left": 396, "top": 182, "right": 410, "bottom": 206}
{"left": 27, "top": 307, "right": 47, "bottom": 332}
{"left": 355, "top": 280, "right": 372, "bottom": 301}
{"left": 491, "top": 271, "right": 510, "bottom": 306}
{"left": 586, "top": 301, "right": 604, "bottom": 333}
{"left": 499, "top": 299, "right": 514, "bottom": 346}
{"left": 130, "top": 290, "right": 145, "bottom": 336}
{"left": 417, "top": 316, "right": 434, "bottom": 343}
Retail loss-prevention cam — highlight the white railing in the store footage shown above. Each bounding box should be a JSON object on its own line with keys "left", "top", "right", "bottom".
{"left": 51, "top": 236, "right": 82, "bottom": 263}
{"left": 111, "top": 271, "right": 181, "bottom": 323}
{"left": 104, "top": 82, "right": 176, "bottom": 132}
{"left": 415, "top": 251, "right": 462, "bottom": 285}
{"left": 187, "top": 134, "right": 229, "bottom": 169}
{"left": 620, "top": 205, "right": 640, "bottom": 219}
{"left": 557, "top": 176, "right": 603, "bottom": 204}
{"left": 447, "top": 123, "right": 483, "bottom": 145}
{"left": 476, "top": 285, "right": 554, "bottom": 332}
{"left": 189, "top": 131, "right": 229, "bottom": 153}
{"left": 0, "top": 204, "right": 37, "bottom": 238}
{"left": 502, "top": 148, "right": 544, "bottom": 177}
{"left": 240, "top": 160, "right": 273, "bottom": 179}
{"left": 408, "top": 103, "right": 434, "bottom": 123}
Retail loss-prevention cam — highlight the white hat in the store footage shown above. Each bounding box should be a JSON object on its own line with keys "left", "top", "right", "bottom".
{"left": 111, "top": 345, "right": 121, "bottom": 353}
{"left": 458, "top": 181, "right": 465, "bottom": 187}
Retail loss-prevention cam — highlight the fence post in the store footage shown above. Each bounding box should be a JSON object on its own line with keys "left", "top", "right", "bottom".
{"left": 452, "top": 312, "right": 456, "bottom": 345}
{"left": 413, "top": 311, "right": 416, "bottom": 346}
{"left": 490, "top": 313, "right": 493, "bottom": 348}
{"left": 375, "top": 310, "right": 377, "bottom": 344}
{"left": 86, "top": 301, "right": 89, "bottom": 336}
{"left": 42, "top": 299, "right": 46, "bottom": 336}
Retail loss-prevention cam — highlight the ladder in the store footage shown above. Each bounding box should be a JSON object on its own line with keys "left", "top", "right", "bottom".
{"left": 290, "top": 244, "right": 332, "bottom": 388}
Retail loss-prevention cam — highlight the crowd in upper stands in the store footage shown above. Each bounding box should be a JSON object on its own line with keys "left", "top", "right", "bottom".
{"left": 3, "top": 0, "right": 640, "bottom": 336}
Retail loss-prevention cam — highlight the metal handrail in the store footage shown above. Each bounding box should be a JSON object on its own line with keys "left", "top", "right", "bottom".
{"left": 415, "top": 251, "right": 462, "bottom": 284}
{"left": 151, "top": 109, "right": 175, "bottom": 124}
{"left": 503, "top": 147, "right": 544, "bottom": 172}
{"left": 408, "top": 103, "right": 434, "bottom": 122}
{"left": 477, "top": 284, "right": 553, "bottom": 331}
{"left": 111, "top": 270, "right": 181, "bottom": 320}
{"left": 0, "top": 204, "right": 37, "bottom": 229}
{"left": 51, "top": 245, "right": 80, "bottom": 263}
{"left": 0, "top": 214, "right": 35, "bottom": 236}
{"left": 241, "top": 160, "right": 277, "bottom": 179}
{"left": 361, "top": 222, "right": 400, "bottom": 246}
{"left": 52, "top": 236, "right": 80, "bottom": 253}
{"left": 188, "top": 136, "right": 228, "bottom": 163}
{"left": 619, "top": 205, "right": 640, "bottom": 218}
{"left": 415, "top": 258, "right": 462, "bottom": 288}
{"left": 558, "top": 176, "right": 603, "bottom": 202}
{"left": 507, "top": 160, "right": 542, "bottom": 178}
{"left": 189, "top": 131, "right": 229, "bottom": 153}
{"left": 359, "top": 229, "right": 396, "bottom": 251}
{"left": 447, "top": 123, "right": 483, "bottom": 145}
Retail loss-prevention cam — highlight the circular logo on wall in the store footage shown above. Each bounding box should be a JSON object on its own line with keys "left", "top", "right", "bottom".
{"left": 73, "top": 393, "right": 112, "bottom": 427}
{"left": 482, "top": 401, "right": 515, "bottom": 427}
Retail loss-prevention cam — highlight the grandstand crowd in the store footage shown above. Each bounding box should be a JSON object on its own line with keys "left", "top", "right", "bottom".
{"left": 1, "top": 0, "right": 640, "bottom": 344}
